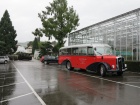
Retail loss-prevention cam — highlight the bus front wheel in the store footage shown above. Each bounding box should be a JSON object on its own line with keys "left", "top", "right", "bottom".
{"left": 66, "top": 61, "right": 74, "bottom": 70}
{"left": 100, "top": 65, "right": 106, "bottom": 77}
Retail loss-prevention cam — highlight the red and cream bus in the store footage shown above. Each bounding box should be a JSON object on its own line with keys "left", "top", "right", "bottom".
{"left": 58, "top": 44, "right": 127, "bottom": 77}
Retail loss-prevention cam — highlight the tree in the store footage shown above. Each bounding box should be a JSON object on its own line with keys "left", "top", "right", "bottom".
{"left": 0, "top": 41, "right": 6, "bottom": 55}
{"left": 37, "top": 0, "right": 79, "bottom": 48}
{"left": 0, "top": 10, "right": 17, "bottom": 54}
{"left": 32, "top": 37, "right": 39, "bottom": 54}
{"left": 39, "top": 41, "right": 53, "bottom": 57}
{"left": 32, "top": 28, "right": 43, "bottom": 37}
{"left": 52, "top": 43, "right": 60, "bottom": 55}
{"left": 27, "top": 41, "right": 33, "bottom": 48}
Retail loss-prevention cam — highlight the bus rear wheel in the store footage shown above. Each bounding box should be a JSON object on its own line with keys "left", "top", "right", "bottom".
{"left": 66, "top": 61, "right": 74, "bottom": 70}
{"left": 100, "top": 65, "right": 106, "bottom": 77}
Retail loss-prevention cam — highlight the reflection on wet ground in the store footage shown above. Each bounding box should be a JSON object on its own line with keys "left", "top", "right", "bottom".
{"left": 0, "top": 63, "right": 41, "bottom": 105}
{"left": 0, "top": 59, "right": 140, "bottom": 105}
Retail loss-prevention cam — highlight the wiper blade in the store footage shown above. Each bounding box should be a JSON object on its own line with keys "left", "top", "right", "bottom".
{"left": 96, "top": 52, "right": 102, "bottom": 55}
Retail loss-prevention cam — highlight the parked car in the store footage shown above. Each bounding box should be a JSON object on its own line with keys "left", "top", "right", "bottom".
{"left": 44, "top": 55, "right": 58, "bottom": 64}
{"left": 0, "top": 56, "right": 10, "bottom": 64}
{"left": 40, "top": 56, "right": 44, "bottom": 63}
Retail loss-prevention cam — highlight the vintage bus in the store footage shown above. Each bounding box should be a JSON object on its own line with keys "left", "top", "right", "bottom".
{"left": 58, "top": 44, "right": 127, "bottom": 77}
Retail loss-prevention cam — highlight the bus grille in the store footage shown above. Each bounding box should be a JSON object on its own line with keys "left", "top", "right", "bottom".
{"left": 117, "top": 57, "right": 125, "bottom": 70}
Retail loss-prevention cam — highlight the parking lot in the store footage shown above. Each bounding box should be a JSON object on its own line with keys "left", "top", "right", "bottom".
{"left": 0, "top": 59, "right": 140, "bottom": 105}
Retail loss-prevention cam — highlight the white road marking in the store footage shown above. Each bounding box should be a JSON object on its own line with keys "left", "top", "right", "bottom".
{"left": 0, "top": 82, "right": 25, "bottom": 88}
{"left": 12, "top": 63, "right": 46, "bottom": 105}
{"left": 5, "top": 76, "right": 21, "bottom": 79}
{"left": 0, "top": 92, "right": 33, "bottom": 103}
{"left": 123, "top": 82, "right": 140, "bottom": 83}
{"left": 124, "top": 76, "right": 140, "bottom": 77}
{"left": 71, "top": 71, "right": 140, "bottom": 89}
{"left": 0, "top": 72, "right": 17, "bottom": 75}
{"left": 126, "top": 71, "right": 140, "bottom": 74}
{"left": 0, "top": 76, "right": 21, "bottom": 80}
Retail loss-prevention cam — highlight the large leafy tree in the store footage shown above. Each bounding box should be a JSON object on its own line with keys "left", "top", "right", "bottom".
{"left": 52, "top": 43, "right": 60, "bottom": 55}
{"left": 32, "top": 37, "right": 39, "bottom": 54}
{"left": 27, "top": 41, "right": 33, "bottom": 48}
{"left": 0, "top": 10, "right": 17, "bottom": 55}
{"left": 36, "top": 0, "right": 79, "bottom": 48}
{"left": 39, "top": 41, "right": 53, "bottom": 57}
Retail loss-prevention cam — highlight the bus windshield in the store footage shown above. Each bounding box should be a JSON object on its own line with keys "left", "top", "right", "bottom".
{"left": 95, "top": 47, "right": 112, "bottom": 55}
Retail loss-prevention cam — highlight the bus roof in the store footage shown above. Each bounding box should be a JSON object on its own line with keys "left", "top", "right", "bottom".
{"left": 60, "top": 43, "right": 111, "bottom": 50}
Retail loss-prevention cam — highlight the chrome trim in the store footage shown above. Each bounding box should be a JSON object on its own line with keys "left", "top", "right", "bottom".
{"left": 107, "top": 56, "right": 127, "bottom": 72}
{"left": 116, "top": 56, "right": 127, "bottom": 72}
{"left": 107, "top": 68, "right": 127, "bottom": 72}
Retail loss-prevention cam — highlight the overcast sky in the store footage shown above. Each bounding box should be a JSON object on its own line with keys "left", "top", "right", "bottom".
{"left": 0, "top": 0, "right": 140, "bottom": 44}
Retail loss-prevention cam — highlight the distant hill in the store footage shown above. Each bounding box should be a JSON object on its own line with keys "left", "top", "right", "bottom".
{"left": 17, "top": 41, "right": 30, "bottom": 47}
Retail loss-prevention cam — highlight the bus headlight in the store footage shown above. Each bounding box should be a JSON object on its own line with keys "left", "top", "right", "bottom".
{"left": 125, "top": 64, "right": 127, "bottom": 68}
{"left": 112, "top": 65, "right": 115, "bottom": 69}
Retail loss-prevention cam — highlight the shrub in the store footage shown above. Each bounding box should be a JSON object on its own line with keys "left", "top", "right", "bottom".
{"left": 8, "top": 55, "right": 18, "bottom": 60}
{"left": 17, "top": 52, "right": 32, "bottom": 60}
{"left": 125, "top": 61, "right": 140, "bottom": 72}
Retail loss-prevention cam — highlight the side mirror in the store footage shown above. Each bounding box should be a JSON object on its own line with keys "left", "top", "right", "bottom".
{"left": 94, "top": 47, "right": 96, "bottom": 51}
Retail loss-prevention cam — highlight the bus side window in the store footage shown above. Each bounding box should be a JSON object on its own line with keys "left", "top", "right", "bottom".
{"left": 72, "top": 47, "right": 78, "bottom": 55}
{"left": 61, "top": 49, "right": 67, "bottom": 55}
{"left": 87, "top": 47, "right": 94, "bottom": 55}
{"left": 79, "top": 47, "right": 87, "bottom": 55}
{"left": 67, "top": 48, "right": 71, "bottom": 55}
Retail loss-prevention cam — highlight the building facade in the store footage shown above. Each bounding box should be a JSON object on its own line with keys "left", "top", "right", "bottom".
{"left": 68, "top": 8, "right": 140, "bottom": 61}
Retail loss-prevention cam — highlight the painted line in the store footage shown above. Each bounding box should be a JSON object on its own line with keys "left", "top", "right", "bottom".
{"left": 123, "top": 82, "right": 140, "bottom": 83}
{"left": 0, "top": 72, "right": 17, "bottom": 75}
{"left": 126, "top": 71, "right": 140, "bottom": 74}
{"left": 0, "top": 82, "right": 25, "bottom": 88}
{"left": 0, "top": 92, "right": 33, "bottom": 103}
{"left": 124, "top": 76, "right": 140, "bottom": 77}
{"left": 0, "top": 76, "right": 21, "bottom": 80}
{"left": 4, "top": 76, "right": 21, "bottom": 79}
{"left": 12, "top": 63, "right": 46, "bottom": 105}
{"left": 71, "top": 71, "right": 140, "bottom": 89}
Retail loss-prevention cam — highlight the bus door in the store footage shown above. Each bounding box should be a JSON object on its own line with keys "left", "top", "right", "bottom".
{"left": 71, "top": 47, "right": 79, "bottom": 67}
{"left": 77, "top": 47, "right": 96, "bottom": 69}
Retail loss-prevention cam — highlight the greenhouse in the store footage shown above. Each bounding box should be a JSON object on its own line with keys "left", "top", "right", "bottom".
{"left": 68, "top": 8, "right": 140, "bottom": 61}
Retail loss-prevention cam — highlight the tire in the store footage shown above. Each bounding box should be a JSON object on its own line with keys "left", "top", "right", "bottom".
{"left": 42, "top": 60, "right": 44, "bottom": 63}
{"left": 79, "top": 69, "right": 86, "bottom": 72}
{"left": 44, "top": 61, "right": 47, "bottom": 65}
{"left": 100, "top": 65, "right": 106, "bottom": 77}
{"left": 66, "top": 61, "right": 74, "bottom": 70}
{"left": 117, "top": 71, "right": 123, "bottom": 76}
{"left": 4, "top": 60, "right": 8, "bottom": 64}
{"left": 44, "top": 61, "right": 49, "bottom": 65}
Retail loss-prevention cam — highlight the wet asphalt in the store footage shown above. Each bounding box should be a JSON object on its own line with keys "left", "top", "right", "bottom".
{"left": 0, "top": 59, "right": 140, "bottom": 105}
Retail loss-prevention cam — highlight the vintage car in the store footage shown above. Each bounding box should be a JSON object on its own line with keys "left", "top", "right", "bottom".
{"left": 40, "top": 56, "right": 45, "bottom": 63}
{"left": 44, "top": 55, "right": 58, "bottom": 64}
{"left": 59, "top": 44, "right": 127, "bottom": 77}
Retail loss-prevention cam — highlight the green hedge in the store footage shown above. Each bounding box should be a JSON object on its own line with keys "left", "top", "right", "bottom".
{"left": 125, "top": 61, "right": 140, "bottom": 72}
{"left": 8, "top": 55, "right": 18, "bottom": 60}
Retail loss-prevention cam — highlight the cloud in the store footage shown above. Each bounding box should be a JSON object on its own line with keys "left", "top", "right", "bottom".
{"left": 0, "top": 0, "right": 140, "bottom": 43}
